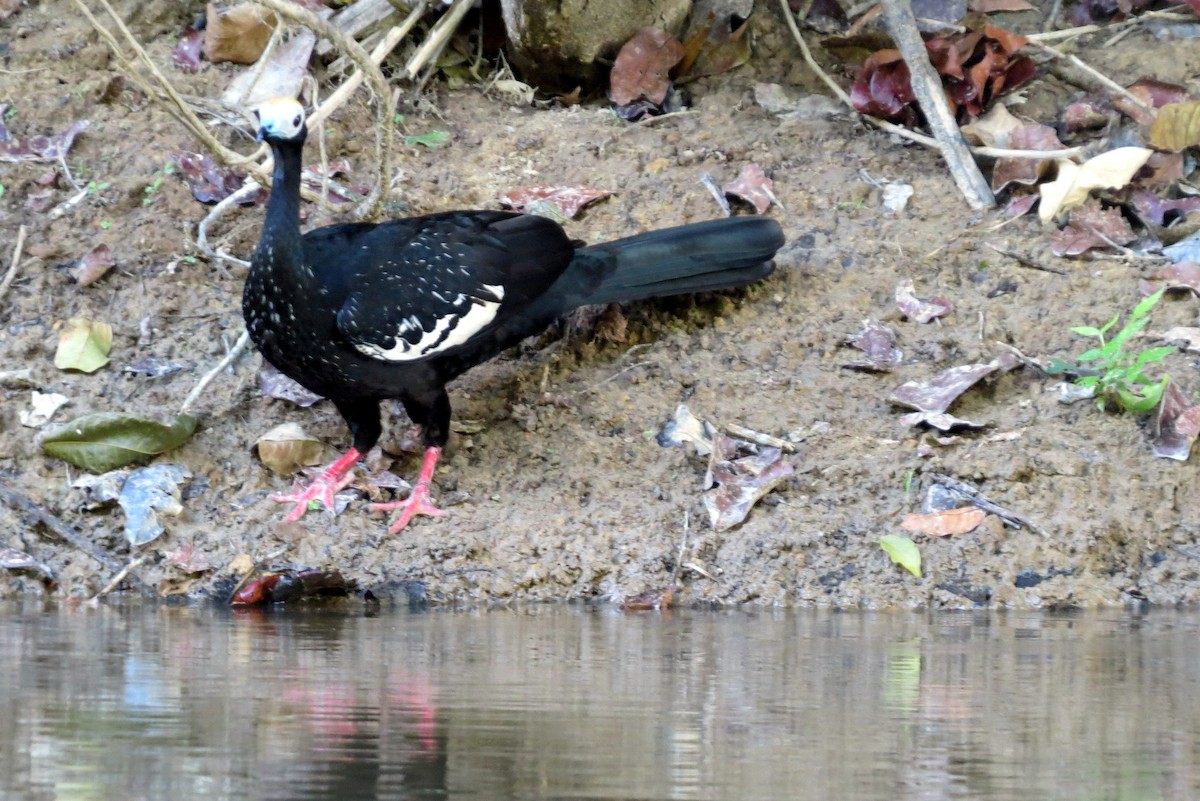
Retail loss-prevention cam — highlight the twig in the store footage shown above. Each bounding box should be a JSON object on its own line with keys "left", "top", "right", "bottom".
{"left": 931, "top": 473, "right": 1048, "bottom": 537}
{"left": 986, "top": 243, "right": 1067, "bottom": 275}
{"left": 670, "top": 510, "right": 689, "bottom": 586}
{"left": 0, "top": 480, "right": 155, "bottom": 594}
{"left": 197, "top": 182, "right": 261, "bottom": 274}
{"left": 180, "top": 329, "right": 252, "bottom": 415}
{"left": 0, "top": 224, "right": 27, "bottom": 303}
{"left": 724, "top": 423, "right": 798, "bottom": 453}
{"left": 403, "top": 0, "right": 472, "bottom": 80}
{"left": 1029, "top": 40, "right": 1153, "bottom": 112}
{"left": 90, "top": 554, "right": 150, "bottom": 601}
{"left": 880, "top": 0, "right": 993, "bottom": 209}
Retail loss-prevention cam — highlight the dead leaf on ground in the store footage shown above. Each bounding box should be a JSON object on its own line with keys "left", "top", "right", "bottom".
{"left": 900, "top": 506, "right": 988, "bottom": 536}
{"left": 170, "top": 151, "right": 256, "bottom": 205}
{"left": 845, "top": 319, "right": 903, "bottom": 371}
{"left": 1049, "top": 200, "right": 1136, "bottom": 257}
{"left": 722, "top": 163, "right": 777, "bottom": 213}
{"left": 962, "top": 105, "right": 1067, "bottom": 192}
{"left": 1153, "top": 380, "right": 1200, "bottom": 461}
{"left": 703, "top": 447, "right": 794, "bottom": 531}
{"left": 1112, "top": 78, "right": 1192, "bottom": 125}
{"left": 164, "top": 544, "right": 215, "bottom": 574}
{"left": 890, "top": 353, "right": 1018, "bottom": 414}
{"left": 1130, "top": 189, "right": 1200, "bottom": 228}
{"left": 679, "top": 13, "right": 751, "bottom": 80}
{"left": 1148, "top": 101, "right": 1200, "bottom": 153}
{"left": 500, "top": 185, "right": 613, "bottom": 219}
{"left": 54, "top": 317, "right": 112, "bottom": 373}
{"left": 895, "top": 280, "right": 953, "bottom": 323}
{"left": 222, "top": 28, "right": 316, "bottom": 107}
{"left": 0, "top": 111, "right": 89, "bottom": 164}
{"left": 19, "top": 390, "right": 69, "bottom": 428}
{"left": 260, "top": 362, "right": 324, "bottom": 407}
{"left": 620, "top": 585, "right": 676, "bottom": 610}
{"left": 1159, "top": 326, "right": 1200, "bottom": 352}
{"left": 118, "top": 464, "right": 191, "bottom": 547}
{"left": 1063, "top": 99, "right": 1111, "bottom": 132}
{"left": 1038, "top": 147, "right": 1153, "bottom": 222}
{"left": 609, "top": 27, "right": 684, "bottom": 108}
{"left": 1145, "top": 262, "right": 1200, "bottom": 295}
{"left": 171, "top": 25, "right": 204, "bottom": 72}
{"left": 204, "top": 2, "right": 277, "bottom": 65}
{"left": 255, "top": 422, "right": 327, "bottom": 475}
{"left": 898, "top": 410, "right": 988, "bottom": 431}
{"left": 68, "top": 244, "right": 116, "bottom": 287}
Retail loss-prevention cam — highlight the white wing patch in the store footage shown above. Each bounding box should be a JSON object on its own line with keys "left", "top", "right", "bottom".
{"left": 355, "top": 283, "right": 505, "bottom": 362}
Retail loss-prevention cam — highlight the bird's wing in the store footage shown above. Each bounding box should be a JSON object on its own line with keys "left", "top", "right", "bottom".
{"left": 327, "top": 213, "right": 573, "bottom": 364}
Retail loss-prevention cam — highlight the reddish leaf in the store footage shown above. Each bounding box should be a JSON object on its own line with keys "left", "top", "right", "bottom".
{"left": 1147, "top": 262, "right": 1200, "bottom": 294}
{"left": 895, "top": 280, "right": 953, "bottom": 323}
{"left": 703, "top": 447, "right": 794, "bottom": 531}
{"left": 1130, "top": 189, "right": 1200, "bottom": 227}
{"left": 500, "top": 184, "right": 613, "bottom": 218}
{"left": 609, "top": 27, "right": 684, "bottom": 107}
{"left": 850, "top": 50, "right": 913, "bottom": 119}
{"left": 721, "top": 163, "right": 776, "bottom": 213}
{"left": 0, "top": 114, "right": 89, "bottom": 163}
{"left": 259, "top": 362, "right": 324, "bottom": 407}
{"left": 68, "top": 244, "right": 116, "bottom": 287}
{"left": 169, "top": 151, "right": 253, "bottom": 205}
{"left": 232, "top": 569, "right": 348, "bottom": 605}
{"left": 984, "top": 24, "right": 1027, "bottom": 53}
{"left": 171, "top": 26, "right": 204, "bottom": 72}
{"left": 620, "top": 586, "right": 676, "bottom": 611}
{"left": 1064, "top": 100, "right": 1111, "bottom": 132}
{"left": 992, "top": 122, "right": 1065, "bottom": 193}
{"left": 1049, "top": 201, "right": 1136, "bottom": 257}
{"left": 901, "top": 507, "right": 988, "bottom": 536}
{"left": 890, "top": 353, "right": 1018, "bottom": 414}
{"left": 845, "top": 319, "right": 903, "bottom": 371}
{"left": 1154, "top": 380, "right": 1200, "bottom": 461}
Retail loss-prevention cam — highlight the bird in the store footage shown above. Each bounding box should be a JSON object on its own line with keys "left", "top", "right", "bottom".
{"left": 246, "top": 96, "right": 785, "bottom": 534}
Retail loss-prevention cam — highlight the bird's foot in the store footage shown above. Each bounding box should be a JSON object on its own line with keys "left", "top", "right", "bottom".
{"left": 371, "top": 482, "right": 448, "bottom": 534}
{"left": 369, "top": 445, "right": 447, "bottom": 533}
{"left": 271, "top": 448, "right": 363, "bottom": 521}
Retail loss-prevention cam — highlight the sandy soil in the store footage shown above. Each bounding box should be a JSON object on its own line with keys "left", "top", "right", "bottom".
{"left": 2, "top": 0, "right": 1200, "bottom": 607}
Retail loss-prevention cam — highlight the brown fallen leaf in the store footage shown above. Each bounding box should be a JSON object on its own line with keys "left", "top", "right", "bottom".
{"left": 1153, "top": 380, "right": 1200, "bottom": 461}
{"left": 1148, "top": 101, "right": 1200, "bottom": 153}
{"left": 890, "top": 353, "right": 1018, "bottom": 414}
{"left": 961, "top": 106, "right": 1067, "bottom": 193}
{"left": 1158, "top": 326, "right": 1200, "bottom": 352}
{"left": 1147, "top": 262, "right": 1200, "bottom": 295}
{"left": 900, "top": 507, "right": 988, "bottom": 536}
{"left": 1049, "top": 200, "right": 1136, "bottom": 257}
{"left": 845, "top": 319, "right": 903, "bottom": 371}
{"left": 500, "top": 185, "right": 613, "bottom": 218}
{"left": 204, "top": 2, "right": 277, "bottom": 65}
{"left": 1112, "top": 78, "right": 1191, "bottom": 126}
{"left": 170, "top": 151, "right": 258, "bottom": 205}
{"left": 895, "top": 280, "right": 953, "bottom": 323}
{"left": 609, "top": 27, "right": 684, "bottom": 107}
{"left": 620, "top": 585, "right": 676, "bottom": 611}
{"left": 703, "top": 447, "right": 794, "bottom": 531}
{"left": 0, "top": 111, "right": 89, "bottom": 164}
{"left": 722, "top": 163, "right": 777, "bottom": 214}
{"left": 68, "top": 244, "right": 116, "bottom": 287}
{"left": 898, "top": 411, "right": 987, "bottom": 431}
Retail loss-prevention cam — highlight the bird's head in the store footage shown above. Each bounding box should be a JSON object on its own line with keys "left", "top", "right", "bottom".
{"left": 255, "top": 97, "right": 307, "bottom": 144}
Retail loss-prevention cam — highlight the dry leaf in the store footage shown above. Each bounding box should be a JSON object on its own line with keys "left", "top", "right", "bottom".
{"left": 1153, "top": 380, "right": 1200, "bottom": 461}
{"left": 1049, "top": 201, "right": 1136, "bottom": 257}
{"left": 722, "top": 163, "right": 777, "bottom": 213}
{"left": 69, "top": 244, "right": 115, "bottom": 286}
{"left": 845, "top": 319, "right": 903, "bottom": 371}
{"left": 259, "top": 362, "right": 324, "bottom": 407}
{"left": 901, "top": 507, "right": 988, "bottom": 536}
{"left": 1148, "top": 101, "right": 1200, "bottom": 153}
{"left": 255, "top": 422, "right": 326, "bottom": 474}
{"left": 1039, "top": 147, "right": 1153, "bottom": 222}
{"left": 703, "top": 447, "right": 794, "bottom": 531}
{"left": 609, "top": 27, "right": 684, "bottom": 107}
{"left": 54, "top": 317, "right": 112, "bottom": 373}
{"left": 221, "top": 28, "right": 316, "bottom": 107}
{"left": 19, "top": 391, "right": 69, "bottom": 428}
{"left": 895, "top": 280, "right": 953, "bottom": 323}
{"left": 890, "top": 353, "right": 1018, "bottom": 414}
{"left": 500, "top": 185, "right": 613, "bottom": 218}
{"left": 1158, "top": 326, "right": 1200, "bottom": 352}
{"left": 204, "top": 2, "right": 277, "bottom": 65}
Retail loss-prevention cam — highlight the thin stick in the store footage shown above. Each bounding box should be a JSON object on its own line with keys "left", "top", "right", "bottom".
{"left": 90, "top": 555, "right": 150, "bottom": 601}
{"left": 196, "top": 181, "right": 261, "bottom": 274}
{"left": 0, "top": 480, "right": 155, "bottom": 594}
{"left": 724, "top": 423, "right": 798, "bottom": 453}
{"left": 403, "top": 0, "right": 472, "bottom": 79}
{"left": 0, "top": 224, "right": 27, "bottom": 303}
{"left": 931, "top": 473, "right": 1047, "bottom": 537}
{"left": 1029, "top": 40, "right": 1153, "bottom": 112}
{"left": 986, "top": 243, "right": 1067, "bottom": 275}
{"left": 180, "top": 329, "right": 252, "bottom": 415}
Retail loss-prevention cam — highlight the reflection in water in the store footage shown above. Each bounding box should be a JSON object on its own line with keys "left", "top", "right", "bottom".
{"left": 0, "top": 603, "right": 1197, "bottom": 800}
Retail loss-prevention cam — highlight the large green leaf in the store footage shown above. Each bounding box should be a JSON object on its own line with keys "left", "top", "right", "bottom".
{"left": 42, "top": 413, "right": 198, "bottom": 473}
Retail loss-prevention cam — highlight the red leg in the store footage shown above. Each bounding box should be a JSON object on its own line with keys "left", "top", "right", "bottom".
{"left": 272, "top": 448, "right": 364, "bottom": 521}
{"left": 370, "top": 446, "right": 448, "bottom": 533}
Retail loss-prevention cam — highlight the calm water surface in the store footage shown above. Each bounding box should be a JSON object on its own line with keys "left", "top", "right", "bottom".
{"left": 1, "top": 602, "right": 1197, "bottom": 800}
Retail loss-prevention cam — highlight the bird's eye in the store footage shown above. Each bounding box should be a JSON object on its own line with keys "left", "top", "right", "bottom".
{"left": 293, "top": 114, "right": 302, "bottom": 127}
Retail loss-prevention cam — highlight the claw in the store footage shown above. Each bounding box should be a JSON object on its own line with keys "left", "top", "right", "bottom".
{"left": 369, "top": 445, "right": 446, "bottom": 533}
{"left": 270, "top": 448, "right": 363, "bottom": 521}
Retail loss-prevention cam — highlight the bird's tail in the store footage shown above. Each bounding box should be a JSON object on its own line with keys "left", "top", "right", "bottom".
{"left": 565, "top": 217, "right": 784, "bottom": 306}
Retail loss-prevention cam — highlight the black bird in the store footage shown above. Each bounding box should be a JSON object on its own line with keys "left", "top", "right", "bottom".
{"left": 247, "top": 97, "right": 785, "bottom": 533}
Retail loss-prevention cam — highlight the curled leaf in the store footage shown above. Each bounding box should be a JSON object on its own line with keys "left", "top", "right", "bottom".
{"left": 1153, "top": 380, "right": 1200, "bottom": 461}
{"left": 609, "top": 27, "right": 684, "bottom": 107}
{"left": 1038, "top": 147, "right": 1153, "bottom": 222}
{"left": 703, "top": 447, "right": 794, "bottom": 531}
{"left": 895, "top": 280, "right": 953, "bottom": 323}
{"left": 722, "top": 163, "right": 778, "bottom": 214}
{"left": 880, "top": 534, "right": 922, "bottom": 577}
{"left": 890, "top": 353, "right": 1018, "bottom": 414}
{"left": 68, "top": 244, "right": 116, "bottom": 287}
{"left": 54, "top": 317, "right": 112, "bottom": 373}
{"left": 255, "top": 422, "right": 326, "bottom": 475}
{"left": 42, "top": 412, "right": 198, "bottom": 473}
{"left": 845, "top": 319, "right": 903, "bottom": 371}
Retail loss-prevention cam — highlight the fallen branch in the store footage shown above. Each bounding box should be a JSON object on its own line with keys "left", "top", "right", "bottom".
{"left": 931, "top": 473, "right": 1047, "bottom": 537}
{"left": 0, "top": 224, "right": 26, "bottom": 304}
{"left": 180, "top": 329, "right": 252, "bottom": 415}
{"left": 880, "top": 0, "right": 994, "bottom": 209}
{"left": 0, "top": 480, "right": 155, "bottom": 595}
{"left": 1029, "top": 39, "right": 1153, "bottom": 113}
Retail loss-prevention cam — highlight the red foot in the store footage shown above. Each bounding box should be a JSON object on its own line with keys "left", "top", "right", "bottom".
{"left": 370, "top": 446, "right": 448, "bottom": 533}
{"left": 272, "top": 448, "right": 363, "bottom": 521}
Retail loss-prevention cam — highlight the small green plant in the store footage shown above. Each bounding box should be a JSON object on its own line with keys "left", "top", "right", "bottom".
{"left": 1049, "top": 287, "right": 1175, "bottom": 413}
{"left": 86, "top": 180, "right": 110, "bottom": 195}
{"left": 0, "top": 183, "right": 5, "bottom": 200}
{"left": 99, "top": 220, "right": 112, "bottom": 230}
{"left": 142, "top": 162, "right": 175, "bottom": 206}
{"left": 404, "top": 130, "right": 450, "bottom": 149}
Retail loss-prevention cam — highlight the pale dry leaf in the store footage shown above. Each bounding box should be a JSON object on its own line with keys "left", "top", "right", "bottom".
{"left": 895, "top": 280, "right": 953, "bottom": 323}
{"left": 1153, "top": 380, "right": 1200, "bottom": 461}
{"left": 1148, "top": 101, "right": 1200, "bottom": 153}
{"left": 1038, "top": 147, "right": 1154, "bottom": 222}
{"left": 19, "top": 391, "right": 69, "bottom": 428}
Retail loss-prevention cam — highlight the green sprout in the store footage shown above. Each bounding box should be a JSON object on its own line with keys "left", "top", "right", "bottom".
{"left": 86, "top": 180, "right": 110, "bottom": 195}
{"left": 1048, "top": 287, "right": 1175, "bottom": 413}
{"left": 404, "top": 130, "right": 450, "bottom": 149}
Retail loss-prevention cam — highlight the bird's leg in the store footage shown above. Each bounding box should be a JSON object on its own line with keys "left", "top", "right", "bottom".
{"left": 370, "top": 446, "right": 448, "bottom": 533}
{"left": 271, "top": 447, "right": 365, "bottom": 521}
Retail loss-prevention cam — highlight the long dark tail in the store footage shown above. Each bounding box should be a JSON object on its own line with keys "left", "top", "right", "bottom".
{"left": 560, "top": 217, "right": 784, "bottom": 307}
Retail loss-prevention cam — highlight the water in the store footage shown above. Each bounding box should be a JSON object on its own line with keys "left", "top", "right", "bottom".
{"left": 1, "top": 603, "right": 1197, "bottom": 801}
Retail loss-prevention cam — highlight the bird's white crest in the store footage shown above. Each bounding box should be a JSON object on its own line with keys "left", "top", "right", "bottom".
{"left": 256, "top": 97, "right": 306, "bottom": 139}
{"left": 356, "top": 285, "right": 506, "bottom": 362}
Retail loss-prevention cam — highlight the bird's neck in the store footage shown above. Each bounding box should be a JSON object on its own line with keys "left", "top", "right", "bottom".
{"left": 256, "top": 139, "right": 305, "bottom": 274}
